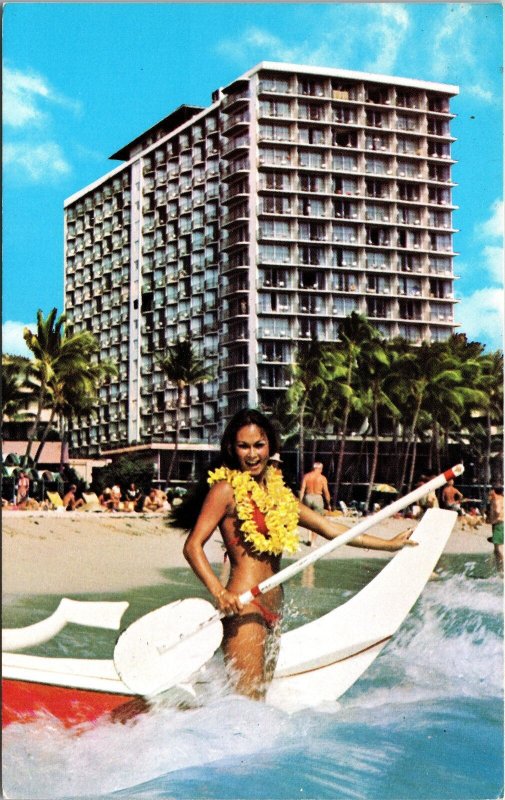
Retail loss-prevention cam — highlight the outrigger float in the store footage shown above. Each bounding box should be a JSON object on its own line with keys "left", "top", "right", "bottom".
{"left": 3, "top": 469, "right": 462, "bottom": 729}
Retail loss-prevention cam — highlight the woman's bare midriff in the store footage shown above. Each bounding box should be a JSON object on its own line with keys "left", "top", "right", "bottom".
{"left": 219, "top": 512, "right": 283, "bottom": 616}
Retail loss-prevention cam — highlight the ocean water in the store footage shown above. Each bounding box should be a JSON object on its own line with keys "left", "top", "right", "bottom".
{"left": 2, "top": 554, "right": 503, "bottom": 800}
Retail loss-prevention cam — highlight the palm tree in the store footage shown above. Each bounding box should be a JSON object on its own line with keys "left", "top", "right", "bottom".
{"left": 37, "top": 356, "right": 117, "bottom": 467}
{"left": 328, "top": 313, "right": 377, "bottom": 502}
{"left": 23, "top": 308, "right": 111, "bottom": 466}
{"left": 286, "top": 336, "right": 327, "bottom": 481}
{"left": 157, "top": 339, "right": 213, "bottom": 482}
{"left": 358, "top": 335, "right": 399, "bottom": 509}
{"left": 1, "top": 356, "right": 35, "bottom": 439}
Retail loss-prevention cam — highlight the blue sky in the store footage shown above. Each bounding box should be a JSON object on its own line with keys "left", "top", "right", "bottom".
{"left": 3, "top": 2, "right": 503, "bottom": 354}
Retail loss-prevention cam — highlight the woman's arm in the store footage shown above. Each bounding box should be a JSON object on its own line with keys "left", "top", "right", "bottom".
{"left": 183, "top": 482, "right": 243, "bottom": 612}
{"left": 297, "top": 503, "right": 416, "bottom": 552}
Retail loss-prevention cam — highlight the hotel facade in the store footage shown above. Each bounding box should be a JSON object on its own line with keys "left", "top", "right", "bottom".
{"left": 64, "top": 62, "right": 459, "bottom": 462}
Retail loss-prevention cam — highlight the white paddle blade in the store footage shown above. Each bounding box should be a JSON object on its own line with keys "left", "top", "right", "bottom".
{"left": 113, "top": 598, "right": 223, "bottom": 696}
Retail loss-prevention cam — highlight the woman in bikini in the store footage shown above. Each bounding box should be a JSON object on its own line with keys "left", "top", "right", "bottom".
{"left": 183, "top": 408, "right": 416, "bottom": 700}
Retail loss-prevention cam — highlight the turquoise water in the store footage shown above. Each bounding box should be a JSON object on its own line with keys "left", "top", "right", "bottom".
{"left": 3, "top": 555, "right": 503, "bottom": 800}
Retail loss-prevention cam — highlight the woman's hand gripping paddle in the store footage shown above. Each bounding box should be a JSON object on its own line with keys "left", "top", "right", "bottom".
{"left": 114, "top": 464, "right": 464, "bottom": 697}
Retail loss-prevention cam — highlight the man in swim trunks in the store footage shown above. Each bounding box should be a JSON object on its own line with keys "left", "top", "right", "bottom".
{"left": 299, "top": 462, "right": 332, "bottom": 545}
{"left": 183, "top": 409, "right": 416, "bottom": 701}
{"left": 486, "top": 486, "right": 503, "bottom": 572}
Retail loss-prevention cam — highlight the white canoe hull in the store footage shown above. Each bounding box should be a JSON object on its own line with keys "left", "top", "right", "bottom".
{"left": 3, "top": 509, "right": 456, "bottom": 721}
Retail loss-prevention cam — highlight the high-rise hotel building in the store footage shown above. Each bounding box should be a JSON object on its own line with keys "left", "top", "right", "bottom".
{"left": 64, "top": 62, "right": 459, "bottom": 458}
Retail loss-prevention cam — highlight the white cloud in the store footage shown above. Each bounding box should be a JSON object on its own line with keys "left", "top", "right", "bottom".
{"left": 479, "top": 199, "right": 504, "bottom": 241}
{"left": 3, "top": 66, "right": 80, "bottom": 128}
{"left": 482, "top": 246, "right": 504, "bottom": 285}
{"left": 466, "top": 84, "right": 494, "bottom": 103}
{"left": 216, "top": 4, "right": 411, "bottom": 74}
{"left": 457, "top": 288, "right": 504, "bottom": 351}
{"left": 4, "top": 142, "right": 71, "bottom": 181}
{"left": 2, "top": 321, "right": 32, "bottom": 357}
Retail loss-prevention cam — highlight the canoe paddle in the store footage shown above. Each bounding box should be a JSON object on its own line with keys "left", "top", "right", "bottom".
{"left": 114, "top": 464, "right": 463, "bottom": 696}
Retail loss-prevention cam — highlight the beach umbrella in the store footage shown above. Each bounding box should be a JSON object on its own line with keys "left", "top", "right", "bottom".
{"left": 372, "top": 483, "right": 398, "bottom": 494}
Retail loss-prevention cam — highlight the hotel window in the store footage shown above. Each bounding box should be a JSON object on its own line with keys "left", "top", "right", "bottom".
{"left": 333, "top": 199, "right": 357, "bottom": 218}
{"left": 428, "top": 256, "right": 452, "bottom": 275}
{"left": 299, "top": 221, "right": 327, "bottom": 241}
{"left": 333, "top": 105, "right": 357, "bottom": 124}
{"left": 260, "top": 100, "right": 291, "bottom": 118}
{"left": 396, "top": 114, "right": 419, "bottom": 132}
{"left": 397, "top": 182, "right": 420, "bottom": 202}
{"left": 365, "top": 133, "right": 389, "bottom": 151}
{"left": 398, "top": 277, "right": 422, "bottom": 296}
{"left": 366, "top": 227, "right": 390, "bottom": 246}
{"left": 366, "top": 251, "right": 388, "bottom": 269}
{"left": 365, "top": 179, "right": 390, "bottom": 199}
{"left": 333, "top": 130, "right": 358, "bottom": 148}
{"left": 333, "top": 248, "right": 357, "bottom": 267}
{"left": 397, "top": 160, "right": 422, "bottom": 178}
{"left": 429, "top": 142, "right": 451, "bottom": 159}
{"left": 261, "top": 268, "right": 289, "bottom": 288}
{"left": 299, "top": 150, "right": 327, "bottom": 169}
{"left": 259, "top": 146, "right": 291, "bottom": 166}
{"left": 429, "top": 233, "right": 452, "bottom": 252}
{"left": 428, "top": 163, "right": 451, "bottom": 182}
{"left": 300, "top": 173, "right": 326, "bottom": 192}
{"left": 365, "top": 203, "right": 389, "bottom": 222}
{"left": 397, "top": 229, "right": 422, "bottom": 249}
{"left": 366, "top": 297, "right": 390, "bottom": 318}
{"left": 259, "top": 243, "right": 291, "bottom": 263}
{"left": 398, "top": 324, "right": 422, "bottom": 343}
{"left": 397, "top": 137, "right": 419, "bottom": 155}
{"left": 261, "top": 195, "right": 291, "bottom": 214}
{"left": 260, "top": 77, "right": 290, "bottom": 93}
{"left": 427, "top": 118, "right": 449, "bottom": 136}
{"left": 261, "top": 171, "right": 290, "bottom": 191}
{"left": 299, "top": 245, "right": 325, "bottom": 265}
{"left": 332, "top": 297, "right": 358, "bottom": 315}
{"left": 428, "top": 186, "right": 451, "bottom": 205}
{"left": 298, "top": 103, "right": 324, "bottom": 121}
{"left": 299, "top": 126, "right": 325, "bottom": 145}
{"left": 260, "top": 220, "right": 291, "bottom": 239}
{"left": 333, "top": 176, "right": 359, "bottom": 195}
{"left": 366, "top": 110, "right": 388, "bottom": 129}
{"left": 397, "top": 206, "right": 421, "bottom": 225}
{"left": 334, "top": 272, "right": 358, "bottom": 292}
{"left": 260, "top": 124, "right": 291, "bottom": 142}
{"left": 399, "top": 254, "right": 421, "bottom": 272}
{"left": 367, "top": 275, "right": 391, "bottom": 294}
{"left": 333, "top": 153, "right": 358, "bottom": 171}
{"left": 300, "top": 197, "right": 326, "bottom": 216}
{"left": 428, "top": 210, "right": 451, "bottom": 228}
{"left": 365, "top": 157, "right": 391, "bottom": 176}
{"left": 333, "top": 224, "right": 358, "bottom": 243}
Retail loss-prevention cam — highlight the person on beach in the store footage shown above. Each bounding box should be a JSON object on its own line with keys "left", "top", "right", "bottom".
{"left": 299, "top": 462, "right": 332, "bottom": 546}
{"left": 486, "top": 486, "right": 503, "bottom": 572}
{"left": 183, "top": 408, "right": 416, "bottom": 701}
{"left": 442, "top": 478, "right": 464, "bottom": 516}
{"left": 63, "top": 484, "right": 84, "bottom": 511}
{"left": 16, "top": 470, "right": 30, "bottom": 506}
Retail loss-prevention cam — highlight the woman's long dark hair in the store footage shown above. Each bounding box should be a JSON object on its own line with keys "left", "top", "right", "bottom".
{"left": 169, "top": 408, "right": 279, "bottom": 531}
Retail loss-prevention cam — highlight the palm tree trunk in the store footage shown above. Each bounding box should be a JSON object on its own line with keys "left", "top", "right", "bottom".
{"left": 298, "top": 396, "right": 306, "bottom": 482}
{"left": 25, "top": 386, "right": 46, "bottom": 462}
{"left": 398, "top": 393, "right": 423, "bottom": 493}
{"left": 166, "top": 383, "right": 183, "bottom": 483}
{"left": 33, "top": 405, "right": 58, "bottom": 466}
{"left": 365, "top": 400, "right": 380, "bottom": 509}
{"left": 333, "top": 400, "right": 351, "bottom": 504}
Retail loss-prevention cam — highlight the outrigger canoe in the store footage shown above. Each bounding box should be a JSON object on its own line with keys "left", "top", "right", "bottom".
{"left": 3, "top": 508, "right": 457, "bottom": 728}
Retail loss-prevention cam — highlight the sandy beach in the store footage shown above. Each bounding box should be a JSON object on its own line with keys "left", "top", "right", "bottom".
{"left": 2, "top": 509, "right": 494, "bottom": 596}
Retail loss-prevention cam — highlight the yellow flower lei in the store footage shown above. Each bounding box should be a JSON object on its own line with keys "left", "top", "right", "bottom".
{"left": 208, "top": 465, "right": 300, "bottom": 556}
